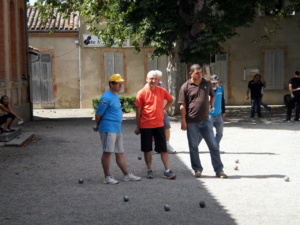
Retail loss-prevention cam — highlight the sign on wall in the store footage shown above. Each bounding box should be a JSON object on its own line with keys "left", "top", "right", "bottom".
{"left": 83, "top": 34, "right": 130, "bottom": 47}
{"left": 244, "top": 68, "right": 260, "bottom": 80}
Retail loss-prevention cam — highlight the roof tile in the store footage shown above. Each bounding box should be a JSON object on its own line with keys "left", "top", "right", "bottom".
{"left": 27, "top": 6, "right": 79, "bottom": 31}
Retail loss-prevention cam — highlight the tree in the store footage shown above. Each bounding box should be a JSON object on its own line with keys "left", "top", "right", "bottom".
{"left": 33, "top": 0, "right": 300, "bottom": 114}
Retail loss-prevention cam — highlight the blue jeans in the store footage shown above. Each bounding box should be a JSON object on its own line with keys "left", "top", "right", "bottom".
{"left": 209, "top": 115, "right": 223, "bottom": 149}
{"left": 251, "top": 98, "right": 261, "bottom": 117}
{"left": 187, "top": 120, "right": 224, "bottom": 174}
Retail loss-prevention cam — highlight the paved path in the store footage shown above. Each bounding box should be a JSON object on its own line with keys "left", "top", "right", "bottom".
{"left": 0, "top": 107, "right": 299, "bottom": 225}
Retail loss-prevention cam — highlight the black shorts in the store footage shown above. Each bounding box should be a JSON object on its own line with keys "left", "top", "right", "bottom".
{"left": 140, "top": 126, "right": 167, "bottom": 153}
{"left": 0, "top": 113, "right": 15, "bottom": 125}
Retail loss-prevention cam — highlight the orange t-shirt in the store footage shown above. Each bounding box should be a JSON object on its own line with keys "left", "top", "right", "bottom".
{"left": 135, "top": 86, "right": 172, "bottom": 128}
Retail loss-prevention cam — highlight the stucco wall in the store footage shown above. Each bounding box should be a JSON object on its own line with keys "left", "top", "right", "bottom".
{"left": 28, "top": 33, "right": 80, "bottom": 108}
{"left": 223, "top": 14, "right": 300, "bottom": 105}
{"left": 80, "top": 47, "right": 152, "bottom": 108}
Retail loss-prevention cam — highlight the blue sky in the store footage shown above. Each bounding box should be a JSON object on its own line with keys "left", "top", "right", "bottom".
{"left": 29, "top": 0, "right": 37, "bottom": 5}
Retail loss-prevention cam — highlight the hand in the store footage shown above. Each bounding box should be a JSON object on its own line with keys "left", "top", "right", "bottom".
{"left": 134, "top": 127, "right": 140, "bottom": 135}
{"left": 93, "top": 125, "right": 98, "bottom": 132}
{"left": 246, "top": 96, "right": 249, "bottom": 100}
{"left": 181, "top": 121, "right": 187, "bottom": 131}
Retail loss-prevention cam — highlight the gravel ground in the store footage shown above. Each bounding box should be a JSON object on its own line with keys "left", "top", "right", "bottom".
{"left": 0, "top": 106, "right": 299, "bottom": 225}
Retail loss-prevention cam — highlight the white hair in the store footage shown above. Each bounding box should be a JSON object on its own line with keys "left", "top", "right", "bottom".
{"left": 155, "top": 70, "right": 163, "bottom": 78}
{"left": 147, "top": 70, "right": 158, "bottom": 78}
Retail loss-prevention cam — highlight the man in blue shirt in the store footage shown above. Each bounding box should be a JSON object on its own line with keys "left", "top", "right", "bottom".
{"left": 94, "top": 74, "right": 141, "bottom": 184}
{"left": 209, "top": 74, "right": 225, "bottom": 150}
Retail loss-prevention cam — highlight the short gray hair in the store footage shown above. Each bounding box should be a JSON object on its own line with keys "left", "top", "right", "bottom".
{"left": 147, "top": 70, "right": 158, "bottom": 78}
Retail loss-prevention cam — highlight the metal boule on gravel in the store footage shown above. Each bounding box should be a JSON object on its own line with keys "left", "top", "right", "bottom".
{"left": 199, "top": 201, "right": 206, "bottom": 208}
{"left": 78, "top": 179, "right": 84, "bottom": 184}
{"left": 124, "top": 196, "right": 129, "bottom": 202}
{"left": 164, "top": 204, "right": 170, "bottom": 211}
{"left": 284, "top": 176, "right": 290, "bottom": 182}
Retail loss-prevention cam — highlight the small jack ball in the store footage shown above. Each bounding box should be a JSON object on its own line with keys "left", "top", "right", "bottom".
{"left": 124, "top": 196, "right": 129, "bottom": 202}
{"left": 79, "top": 179, "right": 84, "bottom": 184}
{"left": 199, "top": 201, "right": 206, "bottom": 208}
{"left": 164, "top": 204, "right": 170, "bottom": 211}
{"left": 284, "top": 176, "right": 290, "bottom": 182}
{"left": 138, "top": 156, "right": 142, "bottom": 160}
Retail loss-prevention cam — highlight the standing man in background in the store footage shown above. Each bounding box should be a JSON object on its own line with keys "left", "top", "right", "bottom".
{"left": 209, "top": 74, "right": 225, "bottom": 151}
{"left": 246, "top": 74, "right": 265, "bottom": 118}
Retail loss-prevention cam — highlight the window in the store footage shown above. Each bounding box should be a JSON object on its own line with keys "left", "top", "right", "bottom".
{"left": 263, "top": 49, "right": 285, "bottom": 90}
{"left": 147, "top": 52, "right": 167, "bottom": 87}
{"left": 103, "top": 52, "right": 125, "bottom": 93}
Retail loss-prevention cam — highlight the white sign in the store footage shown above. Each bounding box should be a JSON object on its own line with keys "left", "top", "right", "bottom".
{"left": 83, "top": 34, "right": 130, "bottom": 47}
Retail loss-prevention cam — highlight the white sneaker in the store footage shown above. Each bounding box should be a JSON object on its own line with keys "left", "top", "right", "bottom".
{"left": 124, "top": 172, "right": 141, "bottom": 182}
{"left": 167, "top": 143, "right": 176, "bottom": 154}
{"left": 103, "top": 176, "right": 119, "bottom": 184}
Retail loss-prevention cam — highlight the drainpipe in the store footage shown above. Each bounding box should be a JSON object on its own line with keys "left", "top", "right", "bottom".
{"left": 25, "top": 0, "right": 33, "bottom": 121}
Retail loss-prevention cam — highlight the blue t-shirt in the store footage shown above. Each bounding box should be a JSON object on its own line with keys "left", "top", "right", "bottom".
{"left": 209, "top": 85, "right": 223, "bottom": 116}
{"left": 96, "top": 90, "right": 123, "bottom": 133}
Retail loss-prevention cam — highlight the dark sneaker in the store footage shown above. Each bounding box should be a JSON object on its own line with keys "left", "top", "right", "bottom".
{"left": 216, "top": 172, "right": 228, "bottom": 178}
{"left": 163, "top": 170, "right": 176, "bottom": 180}
{"left": 195, "top": 170, "right": 202, "bottom": 178}
{"left": 147, "top": 169, "right": 154, "bottom": 179}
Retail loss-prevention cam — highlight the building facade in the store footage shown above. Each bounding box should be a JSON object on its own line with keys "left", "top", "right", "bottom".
{"left": 0, "top": 0, "right": 31, "bottom": 121}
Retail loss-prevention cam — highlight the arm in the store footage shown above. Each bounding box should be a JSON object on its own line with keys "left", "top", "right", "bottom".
{"left": 246, "top": 88, "right": 250, "bottom": 99}
{"left": 0, "top": 104, "right": 23, "bottom": 120}
{"left": 163, "top": 97, "right": 173, "bottom": 112}
{"left": 221, "top": 93, "right": 226, "bottom": 118}
{"left": 179, "top": 104, "right": 187, "bottom": 131}
{"left": 93, "top": 114, "right": 102, "bottom": 131}
{"left": 261, "top": 79, "right": 266, "bottom": 88}
{"left": 209, "top": 96, "right": 215, "bottom": 111}
{"left": 289, "top": 84, "right": 294, "bottom": 97}
{"left": 134, "top": 106, "right": 141, "bottom": 135}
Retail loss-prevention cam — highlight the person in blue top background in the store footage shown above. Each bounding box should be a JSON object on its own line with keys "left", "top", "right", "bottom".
{"left": 209, "top": 74, "right": 225, "bottom": 151}
{"left": 94, "top": 74, "right": 141, "bottom": 185}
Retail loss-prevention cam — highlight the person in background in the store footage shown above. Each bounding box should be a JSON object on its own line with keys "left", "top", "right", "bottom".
{"left": 155, "top": 70, "right": 176, "bottom": 154}
{"left": 209, "top": 74, "right": 225, "bottom": 151}
{"left": 246, "top": 74, "right": 265, "bottom": 118}
{"left": 0, "top": 95, "right": 23, "bottom": 133}
{"left": 94, "top": 74, "right": 141, "bottom": 184}
{"left": 285, "top": 71, "right": 300, "bottom": 121}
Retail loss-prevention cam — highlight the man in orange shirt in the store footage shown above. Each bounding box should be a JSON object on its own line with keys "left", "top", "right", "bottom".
{"left": 135, "top": 70, "right": 176, "bottom": 180}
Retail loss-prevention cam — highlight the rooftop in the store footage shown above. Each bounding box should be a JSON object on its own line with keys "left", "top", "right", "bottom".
{"left": 27, "top": 6, "right": 79, "bottom": 32}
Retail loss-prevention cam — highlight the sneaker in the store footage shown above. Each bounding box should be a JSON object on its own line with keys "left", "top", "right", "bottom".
{"left": 103, "top": 176, "right": 119, "bottom": 184}
{"left": 163, "top": 170, "right": 176, "bottom": 180}
{"left": 167, "top": 143, "right": 176, "bottom": 154}
{"left": 124, "top": 172, "right": 141, "bottom": 182}
{"left": 216, "top": 172, "right": 228, "bottom": 179}
{"left": 147, "top": 169, "right": 154, "bottom": 179}
{"left": 195, "top": 170, "right": 202, "bottom": 178}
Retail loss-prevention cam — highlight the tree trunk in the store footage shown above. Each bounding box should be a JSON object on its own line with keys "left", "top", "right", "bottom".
{"left": 166, "top": 44, "right": 188, "bottom": 116}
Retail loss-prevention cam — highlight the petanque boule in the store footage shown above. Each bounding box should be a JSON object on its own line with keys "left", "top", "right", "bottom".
{"left": 234, "top": 166, "right": 238, "bottom": 170}
{"left": 164, "top": 204, "right": 170, "bottom": 211}
{"left": 284, "top": 176, "right": 290, "bottom": 182}
{"left": 138, "top": 156, "right": 142, "bottom": 160}
{"left": 235, "top": 159, "right": 239, "bottom": 164}
{"left": 199, "top": 201, "right": 206, "bottom": 208}
{"left": 123, "top": 196, "right": 129, "bottom": 202}
{"left": 78, "top": 179, "right": 84, "bottom": 184}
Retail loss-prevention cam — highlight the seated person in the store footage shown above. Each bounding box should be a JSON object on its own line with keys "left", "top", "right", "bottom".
{"left": 0, "top": 95, "right": 23, "bottom": 133}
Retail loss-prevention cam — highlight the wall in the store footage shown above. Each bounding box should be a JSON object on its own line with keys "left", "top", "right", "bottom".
{"left": 223, "top": 13, "right": 300, "bottom": 105}
{"left": 0, "top": 0, "right": 31, "bottom": 122}
{"left": 28, "top": 33, "right": 80, "bottom": 108}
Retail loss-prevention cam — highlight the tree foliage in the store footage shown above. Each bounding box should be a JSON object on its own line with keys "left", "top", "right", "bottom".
{"left": 33, "top": 0, "right": 300, "bottom": 64}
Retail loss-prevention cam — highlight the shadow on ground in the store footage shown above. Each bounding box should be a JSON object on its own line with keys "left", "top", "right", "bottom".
{"left": 0, "top": 118, "right": 237, "bottom": 225}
